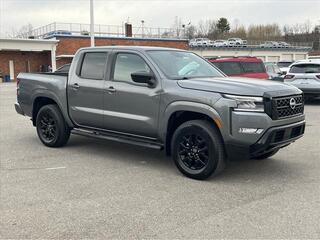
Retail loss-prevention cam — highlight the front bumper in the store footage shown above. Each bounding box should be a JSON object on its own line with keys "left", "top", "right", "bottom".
{"left": 226, "top": 120, "right": 305, "bottom": 159}
{"left": 15, "top": 102, "right": 25, "bottom": 115}
{"left": 249, "top": 120, "right": 305, "bottom": 157}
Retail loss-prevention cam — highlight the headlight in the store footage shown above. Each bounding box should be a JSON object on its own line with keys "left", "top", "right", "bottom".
{"left": 224, "top": 94, "right": 265, "bottom": 112}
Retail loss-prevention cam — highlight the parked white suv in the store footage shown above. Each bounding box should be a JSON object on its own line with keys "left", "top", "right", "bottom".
{"left": 284, "top": 60, "right": 320, "bottom": 99}
{"left": 189, "top": 38, "right": 210, "bottom": 47}
{"left": 260, "top": 41, "right": 280, "bottom": 48}
{"left": 227, "top": 38, "right": 247, "bottom": 47}
{"left": 213, "top": 39, "right": 228, "bottom": 47}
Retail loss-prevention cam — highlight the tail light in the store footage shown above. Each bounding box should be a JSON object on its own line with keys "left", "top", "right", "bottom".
{"left": 284, "top": 75, "right": 295, "bottom": 80}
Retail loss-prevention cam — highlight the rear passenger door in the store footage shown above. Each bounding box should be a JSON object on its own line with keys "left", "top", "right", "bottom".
{"left": 68, "top": 51, "right": 108, "bottom": 129}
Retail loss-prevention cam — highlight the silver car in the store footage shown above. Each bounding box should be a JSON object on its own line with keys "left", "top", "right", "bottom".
{"left": 213, "top": 39, "right": 228, "bottom": 47}
{"left": 284, "top": 60, "right": 320, "bottom": 99}
{"left": 260, "top": 41, "right": 279, "bottom": 48}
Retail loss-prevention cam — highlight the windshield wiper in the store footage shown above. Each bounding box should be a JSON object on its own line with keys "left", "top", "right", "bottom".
{"left": 172, "top": 76, "right": 190, "bottom": 80}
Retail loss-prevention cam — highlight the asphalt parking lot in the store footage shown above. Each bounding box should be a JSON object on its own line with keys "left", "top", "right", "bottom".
{"left": 1, "top": 82, "right": 320, "bottom": 239}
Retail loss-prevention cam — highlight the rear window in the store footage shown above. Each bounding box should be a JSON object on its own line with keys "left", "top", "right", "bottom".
{"left": 289, "top": 64, "right": 320, "bottom": 74}
{"left": 241, "top": 62, "right": 266, "bottom": 73}
{"left": 277, "top": 62, "right": 292, "bottom": 68}
{"left": 80, "top": 52, "right": 108, "bottom": 79}
{"left": 213, "top": 62, "right": 243, "bottom": 75}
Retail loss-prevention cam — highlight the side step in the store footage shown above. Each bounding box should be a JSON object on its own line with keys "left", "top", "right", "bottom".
{"left": 71, "top": 128, "right": 164, "bottom": 150}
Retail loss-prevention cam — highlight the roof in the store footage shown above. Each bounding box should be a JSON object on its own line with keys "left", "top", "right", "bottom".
{"left": 209, "top": 56, "right": 262, "bottom": 63}
{"left": 79, "top": 45, "right": 187, "bottom": 52}
{"left": 291, "top": 59, "right": 320, "bottom": 65}
{"left": 47, "top": 34, "right": 188, "bottom": 42}
{"left": 0, "top": 38, "right": 58, "bottom": 52}
{"left": 0, "top": 38, "right": 58, "bottom": 44}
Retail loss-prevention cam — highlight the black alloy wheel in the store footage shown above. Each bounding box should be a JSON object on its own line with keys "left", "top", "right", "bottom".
{"left": 36, "top": 104, "right": 70, "bottom": 147}
{"left": 172, "top": 120, "right": 226, "bottom": 180}
{"left": 178, "top": 134, "right": 209, "bottom": 171}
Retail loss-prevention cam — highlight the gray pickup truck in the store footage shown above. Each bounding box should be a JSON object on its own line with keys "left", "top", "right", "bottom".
{"left": 15, "top": 46, "right": 305, "bottom": 179}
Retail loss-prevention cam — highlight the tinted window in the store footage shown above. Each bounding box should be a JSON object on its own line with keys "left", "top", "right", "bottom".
{"left": 55, "top": 64, "right": 70, "bottom": 73}
{"left": 113, "top": 53, "right": 151, "bottom": 82}
{"left": 241, "top": 62, "right": 265, "bottom": 73}
{"left": 148, "top": 50, "right": 223, "bottom": 79}
{"left": 80, "top": 52, "right": 108, "bottom": 79}
{"left": 216, "top": 62, "right": 242, "bottom": 75}
{"left": 277, "top": 62, "right": 292, "bottom": 68}
{"left": 289, "top": 64, "right": 320, "bottom": 73}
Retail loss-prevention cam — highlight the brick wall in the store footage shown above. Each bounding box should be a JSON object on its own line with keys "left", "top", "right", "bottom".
{"left": 0, "top": 37, "right": 189, "bottom": 79}
{"left": 56, "top": 36, "right": 188, "bottom": 67}
{"left": 0, "top": 51, "right": 51, "bottom": 81}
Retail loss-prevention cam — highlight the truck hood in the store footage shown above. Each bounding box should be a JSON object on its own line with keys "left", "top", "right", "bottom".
{"left": 177, "top": 77, "right": 301, "bottom": 97}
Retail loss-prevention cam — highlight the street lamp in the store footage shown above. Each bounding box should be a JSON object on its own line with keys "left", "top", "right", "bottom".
{"left": 141, "top": 20, "right": 145, "bottom": 38}
{"left": 90, "top": 0, "right": 95, "bottom": 47}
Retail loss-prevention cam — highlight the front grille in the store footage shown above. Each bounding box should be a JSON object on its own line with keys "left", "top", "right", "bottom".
{"left": 270, "top": 124, "right": 305, "bottom": 144}
{"left": 270, "top": 95, "right": 304, "bottom": 120}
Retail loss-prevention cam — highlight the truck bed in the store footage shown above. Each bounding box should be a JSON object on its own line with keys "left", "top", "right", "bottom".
{"left": 17, "top": 72, "right": 69, "bottom": 119}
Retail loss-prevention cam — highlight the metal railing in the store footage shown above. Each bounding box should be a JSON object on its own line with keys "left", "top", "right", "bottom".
{"left": 17, "top": 22, "right": 187, "bottom": 40}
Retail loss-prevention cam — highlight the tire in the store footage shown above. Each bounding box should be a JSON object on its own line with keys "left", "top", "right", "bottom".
{"left": 252, "top": 148, "right": 279, "bottom": 160}
{"left": 171, "top": 120, "right": 226, "bottom": 180}
{"left": 36, "top": 104, "right": 70, "bottom": 147}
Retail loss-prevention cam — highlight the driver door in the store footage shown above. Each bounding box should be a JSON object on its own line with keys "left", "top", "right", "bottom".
{"left": 102, "top": 51, "right": 161, "bottom": 138}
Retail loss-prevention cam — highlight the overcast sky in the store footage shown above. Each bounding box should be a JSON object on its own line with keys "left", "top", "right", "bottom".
{"left": 0, "top": 0, "right": 319, "bottom": 37}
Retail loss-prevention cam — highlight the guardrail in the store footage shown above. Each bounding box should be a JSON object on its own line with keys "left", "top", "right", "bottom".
{"left": 189, "top": 45, "right": 312, "bottom": 51}
{"left": 16, "top": 22, "right": 187, "bottom": 40}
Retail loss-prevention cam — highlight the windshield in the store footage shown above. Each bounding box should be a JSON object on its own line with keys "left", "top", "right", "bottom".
{"left": 277, "top": 62, "right": 292, "bottom": 68}
{"left": 147, "top": 50, "right": 224, "bottom": 79}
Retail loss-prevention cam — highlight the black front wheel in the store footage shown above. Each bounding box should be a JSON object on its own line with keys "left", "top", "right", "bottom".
{"left": 171, "top": 120, "right": 226, "bottom": 180}
{"left": 36, "top": 104, "right": 70, "bottom": 147}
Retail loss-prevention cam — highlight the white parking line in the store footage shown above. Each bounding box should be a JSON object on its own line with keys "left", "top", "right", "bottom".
{"left": 45, "top": 166, "right": 66, "bottom": 170}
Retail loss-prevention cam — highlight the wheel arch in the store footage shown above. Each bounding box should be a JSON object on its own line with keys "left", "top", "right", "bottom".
{"left": 162, "top": 101, "right": 225, "bottom": 156}
{"left": 31, "top": 91, "right": 73, "bottom": 127}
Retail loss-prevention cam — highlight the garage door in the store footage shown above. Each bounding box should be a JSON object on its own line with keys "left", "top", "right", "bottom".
{"left": 295, "top": 54, "right": 307, "bottom": 60}
{"left": 268, "top": 56, "right": 280, "bottom": 63}
{"left": 282, "top": 54, "right": 293, "bottom": 61}
{"left": 256, "top": 56, "right": 266, "bottom": 61}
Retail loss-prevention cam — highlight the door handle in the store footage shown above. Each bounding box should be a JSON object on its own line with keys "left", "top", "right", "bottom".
{"left": 71, "top": 83, "right": 80, "bottom": 90}
{"left": 106, "top": 86, "right": 116, "bottom": 94}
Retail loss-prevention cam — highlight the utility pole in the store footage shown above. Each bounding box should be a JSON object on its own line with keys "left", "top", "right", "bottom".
{"left": 90, "top": 0, "right": 95, "bottom": 47}
{"left": 141, "top": 20, "right": 145, "bottom": 38}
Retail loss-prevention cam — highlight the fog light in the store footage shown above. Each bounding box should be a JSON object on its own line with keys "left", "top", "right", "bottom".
{"left": 239, "top": 128, "right": 264, "bottom": 134}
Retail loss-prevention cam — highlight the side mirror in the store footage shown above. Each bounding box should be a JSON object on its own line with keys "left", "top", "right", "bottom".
{"left": 131, "top": 71, "right": 155, "bottom": 87}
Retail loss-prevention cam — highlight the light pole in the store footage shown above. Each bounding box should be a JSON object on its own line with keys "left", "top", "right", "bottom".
{"left": 90, "top": 0, "right": 95, "bottom": 47}
{"left": 141, "top": 20, "right": 145, "bottom": 38}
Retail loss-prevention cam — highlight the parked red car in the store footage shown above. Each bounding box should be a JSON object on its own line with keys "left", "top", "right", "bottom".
{"left": 209, "top": 57, "right": 269, "bottom": 79}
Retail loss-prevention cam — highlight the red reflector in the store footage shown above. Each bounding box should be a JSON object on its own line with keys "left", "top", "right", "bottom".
{"left": 284, "top": 75, "right": 294, "bottom": 79}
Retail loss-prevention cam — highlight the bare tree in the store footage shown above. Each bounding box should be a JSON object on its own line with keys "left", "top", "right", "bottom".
{"left": 7, "top": 23, "right": 33, "bottom": 38}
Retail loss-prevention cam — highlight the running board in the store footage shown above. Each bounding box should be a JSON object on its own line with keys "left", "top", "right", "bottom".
{"left": 71, "top": 128, "right": 163, "bottom": 150}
